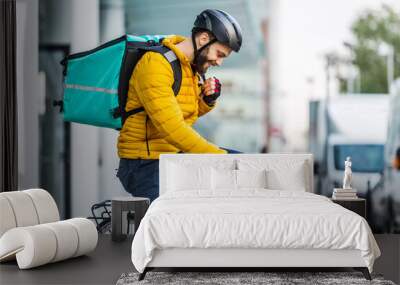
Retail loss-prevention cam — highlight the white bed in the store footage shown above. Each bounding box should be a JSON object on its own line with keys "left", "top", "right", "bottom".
{"left": 131, "top": 154, "right": 380, "bottom": 280}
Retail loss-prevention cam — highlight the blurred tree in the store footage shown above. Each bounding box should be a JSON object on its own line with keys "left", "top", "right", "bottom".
{"left": 339, "top": 5, "right": 400, "bottom": 94}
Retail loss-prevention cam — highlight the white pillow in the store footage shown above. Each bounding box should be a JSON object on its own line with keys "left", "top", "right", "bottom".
{"left": 266, "top": 162, "right": 306, "bottom": 191}
{"left": 167, "top": 162, "right": 212, "bottom": 191}
{"left": 211, "top": 169, "right": 268, "bottom": 190}
{"left": 237, "top": 159, "right": 308, "bottom": 191}
{"left": 236, "top": 169, "right": 267, "bottom": 189}
{"left": 212, "top": 168, "right": 237, "bottom": 190}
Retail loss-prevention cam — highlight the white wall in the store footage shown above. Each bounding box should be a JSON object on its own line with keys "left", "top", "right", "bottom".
{"left": 269, "top": 0, "right": 400, "bottom": 152}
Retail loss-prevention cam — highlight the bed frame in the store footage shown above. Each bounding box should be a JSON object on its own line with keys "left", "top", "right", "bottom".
{"left": 138, "top": 154, "right": 372, "bottom": 281}
{"left": 139, "top": 248, "right": 370, "bottom": 280}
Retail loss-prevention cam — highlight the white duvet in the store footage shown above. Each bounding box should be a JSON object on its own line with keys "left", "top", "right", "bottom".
{"left": 131, "top": 190, "right": 380, "bottom": 273}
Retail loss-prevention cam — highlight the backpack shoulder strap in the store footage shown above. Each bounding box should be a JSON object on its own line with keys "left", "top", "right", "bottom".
{"left": 145, "top": 45, "right": 182, "bottom": 96}
{"left": 124, "top": 46, "right": 182, "bottom": 119}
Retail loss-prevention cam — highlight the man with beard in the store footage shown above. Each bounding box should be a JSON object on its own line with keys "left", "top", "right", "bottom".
{"left": 117, "top": 9, "right": 243, "bottom": 201}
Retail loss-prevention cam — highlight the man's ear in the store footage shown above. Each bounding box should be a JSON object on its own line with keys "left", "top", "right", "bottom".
{"left": 197, "top": 32, "right": 210, "bottom": 48}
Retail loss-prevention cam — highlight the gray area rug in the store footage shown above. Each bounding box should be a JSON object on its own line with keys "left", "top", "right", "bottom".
{"left": 116, "top": 271, "right": 396, "bottom": 285}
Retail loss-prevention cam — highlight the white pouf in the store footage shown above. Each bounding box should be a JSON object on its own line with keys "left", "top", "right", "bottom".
{"left": 0, "top": 189, "right": 98, "bottom": 269}
{"left": 0, "top": 196, "right": 17, "bottom": 237}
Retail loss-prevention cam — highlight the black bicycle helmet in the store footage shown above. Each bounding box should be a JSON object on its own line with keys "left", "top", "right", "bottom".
{"left": 192, "top": 9, "right": 243, "bottom": 53}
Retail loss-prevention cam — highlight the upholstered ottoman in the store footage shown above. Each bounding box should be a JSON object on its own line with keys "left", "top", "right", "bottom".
{"left": 0, "top": 189, "right": 98, "bottom": 269}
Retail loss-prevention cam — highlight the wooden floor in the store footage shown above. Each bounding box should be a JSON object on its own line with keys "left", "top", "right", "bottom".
{"left": 373, "top": 234, "right": 400, "bottom": 284}
{"left": 0, "top": 234, "right": 398, "bottom": 285}
{"left": 0, "top": 235, "right": 134, "bottom": 285}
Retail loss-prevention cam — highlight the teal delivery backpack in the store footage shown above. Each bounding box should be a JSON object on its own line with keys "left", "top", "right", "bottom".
{"left": 57, "top": 35, "right": 182, "bottom": 129}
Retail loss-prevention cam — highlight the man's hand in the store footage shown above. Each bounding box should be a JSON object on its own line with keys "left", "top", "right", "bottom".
{"left": 202, "top": 77, "right": 221, "bottom": 106}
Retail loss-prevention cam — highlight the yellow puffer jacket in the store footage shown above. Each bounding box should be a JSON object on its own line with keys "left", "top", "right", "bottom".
{"left": 117, "top": 35, "right": 227, "bottom": 159}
